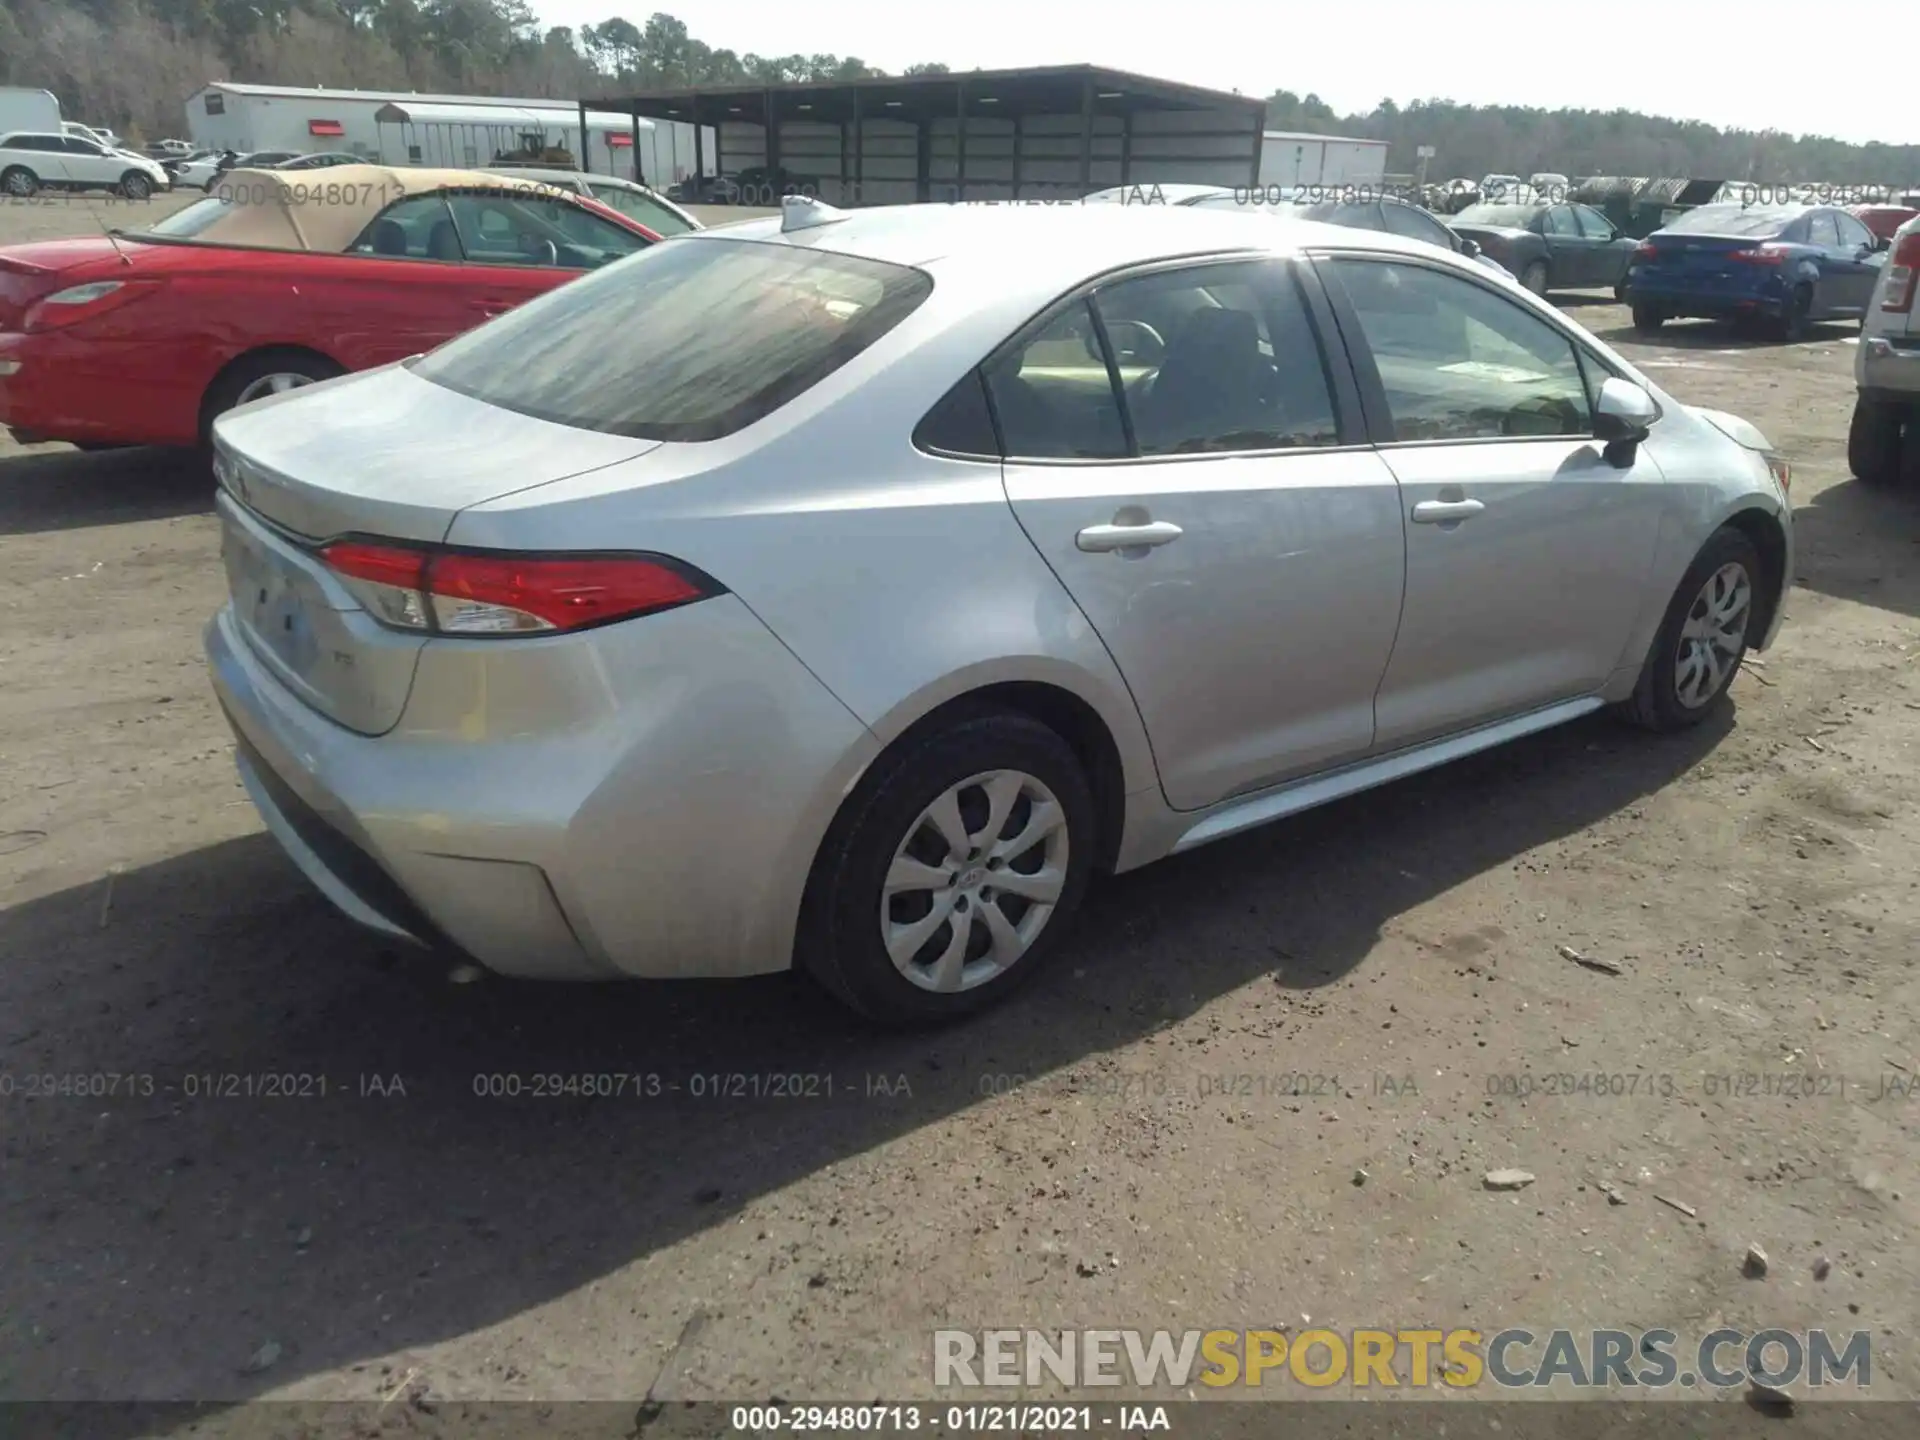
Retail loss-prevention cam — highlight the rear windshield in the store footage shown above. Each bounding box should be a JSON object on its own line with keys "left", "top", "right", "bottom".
{"left": 137, "top": 195, "right": 237, "bottom": 237}
{"left": 1658, "top": 205, "right": 1802, "bottom": 237}
{"left": 1454, "top": 204, "right": 1541, "bottom": 226}
{"left": 413, "top": 236, "right": 933, "bottom": 442}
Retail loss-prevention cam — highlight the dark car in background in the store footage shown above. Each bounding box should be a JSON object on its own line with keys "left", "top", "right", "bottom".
{"left": 1449, "top": 200, "right": 1641, "bottom": 297}
{"left": 274, "top": 152, "right": 362, "bottom": 171}
{"left": 1624, "top": 203, "right": 1887, "bottom": 340}
{"left": 669, "top": 165, "right": 821, "bottom": 205}
{"left": 1185, "top": 191, "right": 1509, "bottom": 277}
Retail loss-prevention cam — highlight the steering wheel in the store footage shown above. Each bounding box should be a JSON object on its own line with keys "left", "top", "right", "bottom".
{"left": 1102, "top": 319, "right": 1166, "bottom": 366}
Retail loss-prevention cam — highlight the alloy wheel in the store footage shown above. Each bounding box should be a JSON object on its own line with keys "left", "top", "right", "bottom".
{"left": 234, "top": 372, "right": 318, "bottom": 405}
{"left": 1674, "top": 561, "right": 1752, "bottom": 708}
{"left": 881, "top": 769, "right": 1069, "bottom": 994}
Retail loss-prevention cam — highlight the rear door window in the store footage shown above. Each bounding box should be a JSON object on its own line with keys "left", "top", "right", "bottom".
{"left": 348, "top": 195, "right": 460, "bottom": 259}
{"left": 414, "top": 236, "right": 932, "bottom": 442}
{"left": 1807, "top": 212, "right": 1840, "bottom": 248}
{"left": 1093, "top": 261, "right": 1339, "bottom": 455}
{"left": 1573, "top": 205, "right": 1614, "bottom": 239}
{"left": 983, "top": 303, "right": 1128, "bottom": 459}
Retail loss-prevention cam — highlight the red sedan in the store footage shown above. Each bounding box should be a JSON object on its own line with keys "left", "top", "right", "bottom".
{"left": 1853, "top": 204, "right": 1920, "bottom": 244}
{"left": 0, "top": 165, "right": 663, "bottom": 449}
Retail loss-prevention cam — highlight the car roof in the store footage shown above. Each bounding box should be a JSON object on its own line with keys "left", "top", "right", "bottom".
{"left": 1083, "top": 182, "right": 1233, "bottom": 205}
{"left": 679, "top": 200, "right": 1452, "bottom": 291}
{"left": 151, "top": 164, "right": 583, "bottom": 252}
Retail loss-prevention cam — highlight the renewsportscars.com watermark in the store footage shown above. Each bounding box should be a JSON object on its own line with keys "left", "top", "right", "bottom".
{"left": 934, "top": 1327, "right": 1872, "bottom": 1392}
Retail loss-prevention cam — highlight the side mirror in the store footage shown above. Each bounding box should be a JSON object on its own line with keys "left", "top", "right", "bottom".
{"left": 1875, "top": 235, "right": 1893, "bottom": 252}
{"left": 1459, "top": 237, "right": 1481, "bottom": 258}
{"left": 1594, "top": 376, "right": 1657, "bottom": 465}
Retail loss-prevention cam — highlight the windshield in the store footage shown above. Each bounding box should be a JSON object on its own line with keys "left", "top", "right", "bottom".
{"left": 1454, "top": 204, "right": 1540, "bottom": 227}
{"left": 1658, "top": 205, "right": 1802, "bottom": 238}
{"left": 136, "top": 195, "right": 238, "bottom": 238}
{"left": 414, "top": 236, "right": 932, "bottom": 442}
{"left": 586, "top": 183, "right": 697, "bottom": 236}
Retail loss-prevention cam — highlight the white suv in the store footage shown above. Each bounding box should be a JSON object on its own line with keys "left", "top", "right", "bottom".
{"left": 1850, "top": 213, "right": 1920, "bottom": 486}
{"left": 0, "top": 131, "right": 169, "bottom": 200}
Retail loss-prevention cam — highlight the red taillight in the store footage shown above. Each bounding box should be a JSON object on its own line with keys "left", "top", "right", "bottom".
{"left": 1882, "top": 233, "right": 1920, "bottom": 313}
{"left": 22, "top": 278, "right": 164, "bottom": 332}
{"left": 1728, "top": 246, "right": 1784, "bottom": 266}
{"left": 318, "top": 541, "right": 717, "bottom": 636}
{"left": 1634, "top": 242, "right": 1657, "bottom": 260}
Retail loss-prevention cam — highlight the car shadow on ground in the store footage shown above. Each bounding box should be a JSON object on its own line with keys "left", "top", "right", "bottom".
{"left": 1585, "top": 317, "right": 1858, "bottom": 352}
{"left": 1792, "top": 468, "right": 1920, "bottom": 621}
{"left": 0, "top": 705, "right": 1729, "bottom": 1414}
{"left": 0, "top": 445, "right": 212, "bottom": 536}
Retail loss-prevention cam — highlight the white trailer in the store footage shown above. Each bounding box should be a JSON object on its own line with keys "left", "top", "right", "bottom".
{"left": 0, "top": 87, "right": 62, "bottom": 138}
{"left": 184, "top": 83, "right": 712, "bottom": 188}
{"left": 1257, "top": 131, "right": 1389, "bottom": 190}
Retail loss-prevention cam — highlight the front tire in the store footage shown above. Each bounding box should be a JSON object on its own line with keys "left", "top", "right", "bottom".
{"left": 1848, "top": 397, "right": 1905, "bottom": 485}
{"left": 1521, "top": 260, "right": 1549, "bottom": 296}
{"left": 1615, "top": 527, "right": 1762, "bottom": 731}
{"left": 118, "top": 171, "right": 152, "bottom": 201}
{"left": 1, "top": 165, "right": 39, "bottom": 198}
{"left": 1778, "top": 284, "right": 1813, "bottom": 342}
{"left": 799, "top": 710, "right": 1096, "bottom": 1025}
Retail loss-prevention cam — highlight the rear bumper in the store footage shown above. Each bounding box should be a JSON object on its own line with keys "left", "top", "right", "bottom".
{"left": 0, "top": 329, "right": 204, "bottom": 447}
{"left": 1857, "top": 334, "right": 1920, "bottom": 400}
{"left": 205, "top": 592, "right": 879, "bottom": 981}
{"left": 1623, "top": 277, "right": 1787, "bottom": 318}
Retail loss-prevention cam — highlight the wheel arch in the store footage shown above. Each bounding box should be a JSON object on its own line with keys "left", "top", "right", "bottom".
{"left": 1719, "top": 504, "right": 1790, "bottom": 649}
{"left": 197, "top": 343, "right": 347, "bottom": 440}
{"left": 846, "top": 672, "right": 1141, "bottom": 878}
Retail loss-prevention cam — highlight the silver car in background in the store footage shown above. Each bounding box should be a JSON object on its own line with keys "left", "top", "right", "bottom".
{"left": 206, "top": 198, "right": 1793, "bottom": 1024}
{"left": 1849, "top": 211, "right": 1920, "bottom": 486}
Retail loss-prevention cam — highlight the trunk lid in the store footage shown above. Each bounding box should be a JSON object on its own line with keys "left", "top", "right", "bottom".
{"left": 213, "top": 363, "right": 661, "bottom": 734}
{"left": 0, "top": 238, "right": 128, "bottom": 329}
{"left": 1640, "top": 234, "right": 1778, "bottom": 273}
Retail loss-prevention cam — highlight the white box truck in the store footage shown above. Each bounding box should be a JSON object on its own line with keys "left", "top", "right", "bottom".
{"left": 1258, "top": 131, "right": 1389, "bottom": 191}
{"left": 0, "top": 88, "right": 63, "bottom": 138}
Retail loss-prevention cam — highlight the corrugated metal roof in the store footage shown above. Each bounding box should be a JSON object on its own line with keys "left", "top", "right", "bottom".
{"left": 199, "top": 82, "right": 586, "bottom": 110}
{"left": 373, "top": 100, "right": 651, "bottom": 130}
{"left": 1261, "top": 130, "right": 1387, "bottom": 145}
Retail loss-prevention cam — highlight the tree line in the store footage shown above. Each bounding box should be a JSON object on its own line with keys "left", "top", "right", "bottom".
{"left": 2, "top": 0, "right": 1913, "bottom": 183}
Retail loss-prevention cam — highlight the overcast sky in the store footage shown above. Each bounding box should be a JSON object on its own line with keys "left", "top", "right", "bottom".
{"left": 533, "top": 1, "right": 1912, "bottom": 148}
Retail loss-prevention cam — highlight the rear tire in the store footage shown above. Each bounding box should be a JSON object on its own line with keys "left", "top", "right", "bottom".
{"left": 1, "top": 165, "right": 38, "bottom": 198}
{"left": 1631, "top": 303, "right": 1665, "bottom": 333}
{"left": 199, "top": 349, "right": 344, "bottom": 444}
{"left": 799, "top": 709, "right": 1096, "bottom": 1026}
{"left": 1848, "top": 397, "right": 1905, "bottom": 485}
{"left": 1778, "top": 284, "right": 1813, "bottom": 341}
{"left": 1615, "top": 527, "right": 1763, "bottom": 732}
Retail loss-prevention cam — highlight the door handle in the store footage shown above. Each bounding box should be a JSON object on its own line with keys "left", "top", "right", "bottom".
{"left": 470, "top": 298, "right": 512, "bottom": 315}
{"left": 1076, "top": 519, "right": 1184, "bottom": 553}
{"left": 1411, "top": 499, "right": 1486, "bottom": 524}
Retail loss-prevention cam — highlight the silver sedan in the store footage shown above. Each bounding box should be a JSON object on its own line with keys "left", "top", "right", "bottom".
{"left": 205, "top": 198, "right": 1793, "bottom": 1024}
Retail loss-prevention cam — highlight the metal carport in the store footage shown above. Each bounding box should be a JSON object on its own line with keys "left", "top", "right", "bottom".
{"left": 578, "top": 64, "right": 1268, "bottom": 205}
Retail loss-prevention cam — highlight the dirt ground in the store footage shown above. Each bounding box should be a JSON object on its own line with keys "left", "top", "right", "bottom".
{"left": 1, "top": 192, "right": 1917, "bottom": 1419}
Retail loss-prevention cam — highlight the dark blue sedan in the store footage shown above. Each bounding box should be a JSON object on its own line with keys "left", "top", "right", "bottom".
{"left": 1623, "top": 203, "right": 1887, "bottom": 340}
